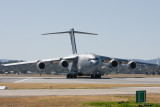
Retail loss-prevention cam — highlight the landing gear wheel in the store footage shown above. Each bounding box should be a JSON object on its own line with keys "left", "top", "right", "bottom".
{"left": 91, "top": 74, "right": 101, "bottom": 79}
{"left": 66, "top": 74, "right": 77, "bottom": 79}
{"left": 74, "top": 75, "right": 77, "bottom": 78}
{"left": 91, "top": 74, "right": 94, "bottom": 78}
{"left": 70, "top": 75, "right": 73, "bottom": 78}
{"left": 91, "top": 74, "right": 96, "bottom": 79}
{"left": 97, "top": 74, "right": 101, "bottom": 78}
{"left": 67, "top": 75, "right": 70, "bottom": 78}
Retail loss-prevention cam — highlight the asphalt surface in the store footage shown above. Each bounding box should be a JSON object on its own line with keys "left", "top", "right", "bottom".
{"left": 0, "top": 77, "right": 160, "bottom": 84}
{"left": 0, "top": 76, "right": 160, "bottom": 97}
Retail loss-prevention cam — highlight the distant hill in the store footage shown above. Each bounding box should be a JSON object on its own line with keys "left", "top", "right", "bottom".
{"left": 0, "top": 59, "right": 24, "bottom": 63}
{"left": 0, "top": 59, "right": 10, "bottom": 63}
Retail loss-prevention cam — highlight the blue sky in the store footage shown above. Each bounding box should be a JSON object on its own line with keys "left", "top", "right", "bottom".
{"left": 0, "top": 0, "right": 160, "bottom": 60}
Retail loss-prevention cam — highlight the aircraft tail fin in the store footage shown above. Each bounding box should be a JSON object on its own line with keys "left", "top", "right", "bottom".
{"left": 42, "top": 28, "right": 98, "bottom": 54}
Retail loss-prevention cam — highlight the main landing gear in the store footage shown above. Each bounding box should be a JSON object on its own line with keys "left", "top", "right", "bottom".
{"left": 66, "top": 73, "right": 77, "bottom": 78}
{"left": 91, "top": 74, "right": 101, "bottom": 79}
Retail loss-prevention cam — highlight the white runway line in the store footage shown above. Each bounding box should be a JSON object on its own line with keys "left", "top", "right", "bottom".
{"left": 14, "top": 78, "right": 30, "bottom": 83}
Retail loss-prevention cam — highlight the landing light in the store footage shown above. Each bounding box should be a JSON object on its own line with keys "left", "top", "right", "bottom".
{"left": 102, "top": 66, "right": 106, "bottom": 69}
{"left": 78, "top": 66, "right": 81, "bottom": 70}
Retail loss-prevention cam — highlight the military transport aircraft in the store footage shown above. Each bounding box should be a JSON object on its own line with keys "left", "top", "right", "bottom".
{"left": 2, "top": 28, "right": 158, "bottom": 78}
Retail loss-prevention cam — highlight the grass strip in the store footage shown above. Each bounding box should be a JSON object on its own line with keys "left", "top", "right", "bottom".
{"left": 84, "top": 101, "right": 160, "bottom": 107}
{"left": 0, "top": 95, "right": 160, "bottom": 107}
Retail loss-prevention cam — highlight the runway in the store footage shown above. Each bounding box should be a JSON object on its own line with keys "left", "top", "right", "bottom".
{"left": 1, "top": 77, "right": 160, "bottom": 84}
{"left": 1, "top": 76, "right": 160, "bottom": 97}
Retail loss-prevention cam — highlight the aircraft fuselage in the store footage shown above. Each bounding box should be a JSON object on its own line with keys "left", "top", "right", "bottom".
{"left": 67, "top": 54, "right": 104, "bottom": 77}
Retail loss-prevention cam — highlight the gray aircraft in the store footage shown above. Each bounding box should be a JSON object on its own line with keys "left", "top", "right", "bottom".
{"left": 2, "top": 28, "right": 158, "bottom": 78}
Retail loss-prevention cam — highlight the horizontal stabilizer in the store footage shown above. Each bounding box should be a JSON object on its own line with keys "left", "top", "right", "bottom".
{"left": 74, "top": 31, "right": 97, "bottom": 35}
{"left": 42, "top": 31, "right": 70, "bottom": 35}
{"left": 42, "top": 30, "right": 98, "bottom": 35}
{"left": 42, "top": 28, "right": 98, "bottom": 54}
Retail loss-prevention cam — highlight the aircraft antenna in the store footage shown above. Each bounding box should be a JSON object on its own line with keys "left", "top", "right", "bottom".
{"left": 42, "top": 28, "right": 98, "bottom": 54}
{"left": 157, "top": 56, "right": 159, "bottom": 66}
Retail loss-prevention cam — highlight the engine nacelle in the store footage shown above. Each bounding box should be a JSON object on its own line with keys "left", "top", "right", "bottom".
{"left": 36, "top": 61, "right": 46, "bottom": 70}
{"left": 109, "top": 59, "right": 119, "bottom": 68}
{"left": 59, "top": 60, "right": 69, "bottom": 68}
{"left": 127, "top": 61, "right": 137, "bottom": 70}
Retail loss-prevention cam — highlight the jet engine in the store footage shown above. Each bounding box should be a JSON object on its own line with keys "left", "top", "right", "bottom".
{"left": 109, "top": 59, "right": 119, "bottom": 68}
{"left": 59, "top": 60, "right": 69, "bottom": 68}
{"left": 127, "top": 61, "right": 137, "bottom": 70}
{"left": 36, "top": 61, "right": 45, "bottom": 70}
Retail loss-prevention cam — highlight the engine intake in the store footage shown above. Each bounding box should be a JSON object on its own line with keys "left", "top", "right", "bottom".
{"left": 36, "top": 61, "right": 45, "bottom": 70}
{"left": 59, "top": 60, "right": 69, "bottom": 68}
{"left": 128, "top": 61, "right": 137, "bottom": 70}
{"left": 109, "top": 59, "right": 119, "bottom": 68}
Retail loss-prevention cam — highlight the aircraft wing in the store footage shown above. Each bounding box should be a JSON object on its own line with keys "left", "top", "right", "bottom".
{"left": 99, "top": 55, "right": 158, "bottom": 66}
{"left": 2, "top": 60, "right": 39, "bottom": 66}
{"left": 2, "top": 55, "right": 78, "bottom": 67}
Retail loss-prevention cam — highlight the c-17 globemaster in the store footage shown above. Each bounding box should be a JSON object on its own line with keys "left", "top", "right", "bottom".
{"left": 2, "top": 28, "right": 158, "bottom": 78}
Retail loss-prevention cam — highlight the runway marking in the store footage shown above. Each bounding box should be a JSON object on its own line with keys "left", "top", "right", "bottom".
{"left": 14, "top": 78, "right": 30, "bottom": 83}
